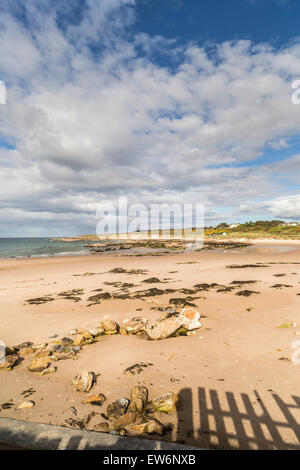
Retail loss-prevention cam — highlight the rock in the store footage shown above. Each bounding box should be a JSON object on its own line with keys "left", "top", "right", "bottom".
{"left": 52, "top": 344, "right": 64, "bottom": 353}
{"left": 101, "top": 316, "right": 119, "bottom": 335}
{"left": 94, "top": 422, "right": 109, "bottom": 433}
{"left": 129, "top": 386, "right": 148, "bottom": 412}
{"left": 152, "top": 392, "right": 178, "bottom": 414}
{"left": 120, "top": 317, "right": 148, "bottom": 335}
{"left": 83, "top": 394, "right": 106, "bottom": 405}
{"left": 32, "top": 343, "right": 48, "bottom": 350}
{"left": 145, "top": 314, "right": 182, "bottom": 340}
{"left": 111, "top": 412, "right": 137, "bottom": 431}
{"left": 145, "top": 309, "right": 202, "bottom": 340}
{"left": 69, "top": 329, "right": 78, "bottom": 335}
{"left": 15, "top": 342, "right": 34, "bottom": 351}
{"left": 178, "top": 307, "right": 202, "bottom": 331}
{"left": 5, "top": 346, "right": 17, "bottom": 355}
{"left": 17, "top": 400, "right": 35, "bottom": 410}
{"left": 145, "top": 419, "right": 164, "bottom": 435}
{"left": 40, "top": 366, "right": 57, "bottom": 376}
{"left": 52, "top": 351, "right": 78, "bottom": 361}
{"left": 29, "top": 357, "right": 51, "bottom": 373}
{"left": 0, "top": 353, "right": 19, "bottom": 370}
{"left": 125, "top": 419, "right": 164, "bottom": 436}
{"left": 61, "top": 337, "right": 73, "bottom": 346}
{"left": 73, "top": 331, "right": 94, "bottom": 346}
{"left": 34, "top": 348, "right": 52, "bottom": 359}
{"left": 87, "top": 327, "right": 105, "bottom": 337}
{"left": 72, "top": 371, "right": 94, "bottom": 392}
{"left": 21, "top": 347, "right": 35, "bottom": 356}
{"left": 107, "top": 398, "right": 129, "bottom": 419}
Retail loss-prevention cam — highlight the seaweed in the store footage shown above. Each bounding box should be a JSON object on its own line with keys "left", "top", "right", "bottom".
{"left": 235, "top": 290, "right": 260, "bottom": 297}
{"left": 26, "top": 295, "right": 54, "bottom": 305}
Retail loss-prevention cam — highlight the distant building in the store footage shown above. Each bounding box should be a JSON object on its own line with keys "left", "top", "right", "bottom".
{"left": 229, "top": 223, "right": 240, "bottom": 228}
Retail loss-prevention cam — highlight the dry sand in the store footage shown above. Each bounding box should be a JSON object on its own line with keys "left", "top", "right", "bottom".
{"left": 1, "top": 245, "right": 300, "bottom": 450}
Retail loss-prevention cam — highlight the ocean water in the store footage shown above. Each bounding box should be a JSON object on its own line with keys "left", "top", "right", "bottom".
{"left": 0, "top": 238, "right": 97, "bottom": 259}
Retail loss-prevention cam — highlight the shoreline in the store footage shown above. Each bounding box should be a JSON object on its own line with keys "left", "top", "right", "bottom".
{"left": 1, "top": 237, "right": 300, "bottom": 260}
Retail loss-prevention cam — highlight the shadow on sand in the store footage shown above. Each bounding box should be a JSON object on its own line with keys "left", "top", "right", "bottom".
{"left": 176, "top": 387, "right": 300, "bottom": 450}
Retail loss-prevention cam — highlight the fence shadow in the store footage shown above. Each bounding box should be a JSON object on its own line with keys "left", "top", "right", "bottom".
{"left": 176, "top": 387, "right": 300, "bottom": 450}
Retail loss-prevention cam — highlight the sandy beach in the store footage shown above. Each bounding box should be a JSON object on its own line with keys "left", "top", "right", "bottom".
{"left": 1, "top": 244, "right": 300, "bottom": 450}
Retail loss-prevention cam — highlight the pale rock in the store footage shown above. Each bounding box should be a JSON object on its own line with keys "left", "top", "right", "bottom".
{"left": 17, "top": 400, "right": 35, "bottom": 410}
{"left": 129, "top": 386, "right": 148, "bottom": 412}
{"left": 40, "top": 366, "right": 57, "bottom": 376}
{"left": 101, "top": 316, "right": 119, "bottom": 335}
{"left": 72, "top": 371, "right": 94, "bottom": 392}
{"left": 152, "top": 392, "right": 178, "bottom": 414}
{"left": 178, "top": 307, "right": 202, "bottom": 331}
{"left": 29, "top": 356, "right": 51, "bottom": 373}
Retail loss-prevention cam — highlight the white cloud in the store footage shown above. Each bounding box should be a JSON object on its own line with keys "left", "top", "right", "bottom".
{"left": 0, "top": 1, "right": 300, "bottom": 235}
{"left": 268, "top": 195, "right": 300, "bottom": 219}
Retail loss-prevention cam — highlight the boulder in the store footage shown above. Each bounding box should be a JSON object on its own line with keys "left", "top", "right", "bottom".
{"left": 15, "top": 342, "right": 34, "bottom": 351}
{"left": 34, "top": 348, "right": 52, "bottom": 359}
{"left": 40, "top": 366, "right": 56, "bottom": 376}
{"left": 101, "top": 316, "right": 119, "bottom": 335}
{"left": 61, "top": 337, "right": 73, "bottom": 346}
{"left": 111, "top": 412, "right": 137, "bottom": 431}
{"left": 5, "top": 346, "right": 17, "bottom": 355}
{"left": 178, "top": 307, "right": 202, "bottom": 331}
{"left": 21, "top": 347, "right": 35, "bottom": 356}
{"left": 125, "top": 419, "right": 163, "bottom": 436}
{"left": 120, "top": 317, "right": 148, "bottom": 335}
{"left": 145, "top": 308, "right": 202, "bottom": 340}
{"left": 94, "top": 422, "right": 109, "bottom": 433}
{"left": 17, "top": 400, "right": 35, "bottom": 410}
{"left": 73, "top": 331, "right": 94, "bottom": 346}
{"left": 129, "top": 386, "right": 148, "bottom": 412}
{"left": 0, "top": 353, "right": 19, "bottom": 370}
{"left": 72, "top": 371, "right": 94, "bottom": 392}
{"left": 107, "top": 398, "right": 129, "bottom": 419}
{"left": 28, "top": 356, "right": 51, "bottom": 373}
{"left": 83, "top": 394, "right": 106, "bottom": 405}
{"left": 145, "top": 314, "right": 182, "bottom": 340}
{"left": 32, "top": 343, "right": 48, "bottom": 350}
{"left": 87, "top": 327, "right": 105, "bottom": 337}
{"left": 152, "top": 392, "right": 178, "bottom": 414}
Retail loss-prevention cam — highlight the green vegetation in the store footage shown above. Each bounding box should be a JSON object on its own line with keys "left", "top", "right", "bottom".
{"left": 205, "top": 220, "right": 300, "bottom": 239}
{"left": 277, "top": 322, "right": 293, "bottom": 329}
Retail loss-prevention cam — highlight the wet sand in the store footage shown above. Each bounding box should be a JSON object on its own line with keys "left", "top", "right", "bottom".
{"left": 1, "top": 246, "right": 300, "bottom": 450}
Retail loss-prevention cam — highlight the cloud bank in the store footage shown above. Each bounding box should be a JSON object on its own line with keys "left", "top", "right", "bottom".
{"left": 0, "top": 0, "right": 300, "bottom": 235}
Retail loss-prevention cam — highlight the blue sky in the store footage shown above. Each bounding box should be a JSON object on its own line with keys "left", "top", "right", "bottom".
{"left": 0, "top": 0, "right": 300, "bottom": 236}
{"left": 134, "top": 0, "right": 299, "bottom": 48}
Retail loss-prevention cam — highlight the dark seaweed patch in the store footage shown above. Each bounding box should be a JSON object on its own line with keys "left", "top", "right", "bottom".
{"left": 235, "top": 290, "right": 260, "bottom": 297}
{"left": 270, "top": 284, "right": 292, "bottom": 289}
{"left": 226, "top": 264, "right": 270, "bottom": 269}
{"left": 26, "top": 295, "right": 54, "bottom": 305}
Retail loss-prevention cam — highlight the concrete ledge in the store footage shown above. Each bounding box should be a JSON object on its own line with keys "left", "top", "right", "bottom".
{"left": 0, "top": 418, "right": 199, "bottom": 450}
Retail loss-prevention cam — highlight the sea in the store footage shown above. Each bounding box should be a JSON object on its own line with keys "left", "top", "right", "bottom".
{"left": 0, "top": 238, "right": 99, "bottom": 259}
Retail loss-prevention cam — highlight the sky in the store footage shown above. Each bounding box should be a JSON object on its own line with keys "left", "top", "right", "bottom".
{"left": 1, "top": 0, "right": 300, "bottom": 236}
